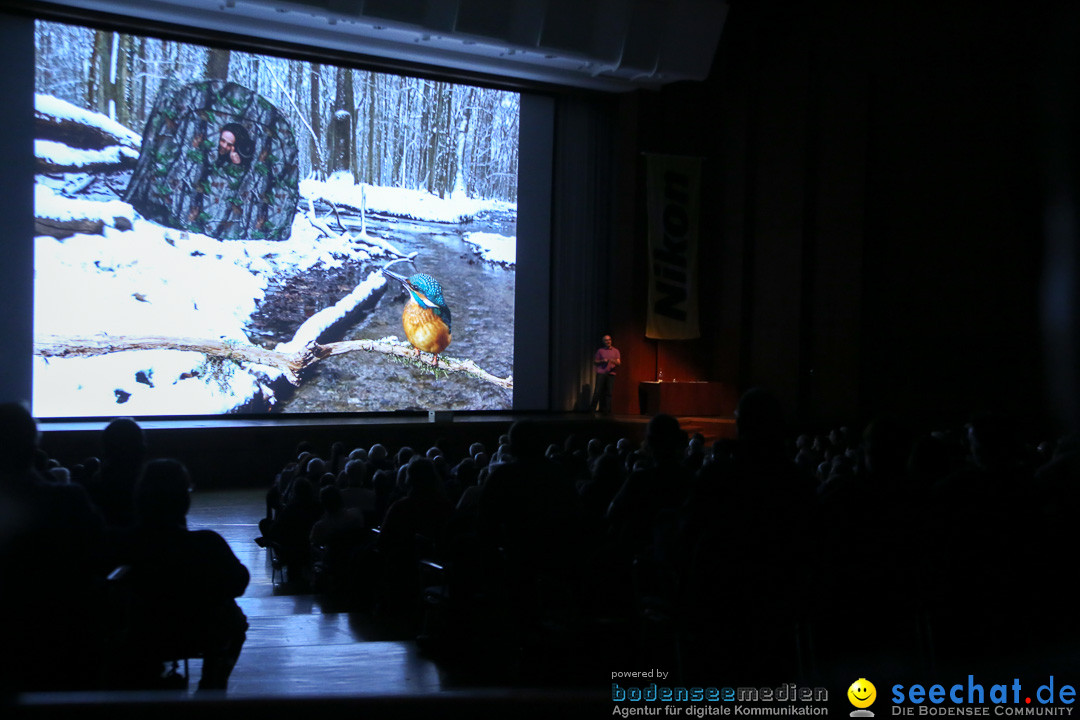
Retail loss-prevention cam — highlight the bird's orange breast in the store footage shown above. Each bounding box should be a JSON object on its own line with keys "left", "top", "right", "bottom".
{"left": 402, "top": 300, "right": 451, "bottom": 355}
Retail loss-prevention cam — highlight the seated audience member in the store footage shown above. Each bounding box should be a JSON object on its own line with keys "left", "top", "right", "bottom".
{"left": 578, "top": 451, "right": 625, "bottom": 535}
{"left": 112, "top": 458, "right": 249, "bottom": 691}
{"left": 0, "top": 402, "right": 108, "bottom": 693}
{"left": 681, "top": 390, "right": 813, "bottom": 683}
{"left": 70, "top": 455, "right": 101, "bottom": 490}
{"left": 377, "top": 457, "right": 453, "bottom": 609}
{"left": 310, "top": 485, "right": 367, "bottom": 593}
{"left": 328, "top": 441, "right": 348, "bottom": 475}
{"left": 339, "top": 458, "right": 376, "bottom": 520}
{"left": 490, "top": 434, "right": 512, "bottom": 466}
{"left": 256, "top": 476, "right": 321, "bottom": 587}
{"left": 923, "top": 413, "right": 1041, "bottom": 655}
{"left": 87, "top": 417, "right": 147, "bottom": 529}
{"left": 447, "top": 455, "right": 478, "bottom": 507}
{"left": 394, "top": 446, "right": 416, "bottom": 475}
{"left": 478, "top": 420, "right": 584, "bottom": 577}
{"left": 585, "top": 438, "right": 604, "bottom": 469}
{"left": 454, "top": 464, "right": 487, "bottom": 524}
{"left": 559, "top": 433, "right": 590, "bottom": 482}
{"left": 368, "top": 443, "right": 391, "bottom": 472}
{"left": 311, "top": 485, "right": 365, "bottom": 546}
{"left": 606, "top": 414, "right": 690, "bottom": 555}
{"left": 371, "top": 466, "right": 396, "bottom": 526}
{"left": 49, "top": 464, "right": 71, "bottom": 484}
{"left": 431, "top": 453, "right": 452, "bottom": 490}
{"left": 685, "top": 432, "right": 707, "bottom": 472}
{"left": 264, "top": 461, "right": 299, "bottom": 524}
{"left": 378, "top": 457, "right": 452, "bottom": 555}
{"left": 304, "top": 456, "right": 327, "bottom": 484}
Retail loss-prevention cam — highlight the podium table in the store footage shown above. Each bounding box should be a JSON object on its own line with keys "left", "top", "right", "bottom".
{"left": 638, "top": 381, "right": 737, "bottom": 416}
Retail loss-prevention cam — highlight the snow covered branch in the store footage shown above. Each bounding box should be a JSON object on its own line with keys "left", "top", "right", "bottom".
{"left": 35, "top": 334, "right": 311, "bottom": 385}
{"left": 35, "top": 139, "right": 140, "bottom": 174}
{"left": 34, "top": 334, "right": 514, "bottom": 391}
{"left": 35, "top": 94, "right": 141, "bottom": 174}
{"left": 35, "top": 186, "right": 136, "bottom": 239}
{"left": 322, "top": 338, "right": 514, "bottom": 390}
{"left": 303, "top": 197, "right": 415, "bottom": 260}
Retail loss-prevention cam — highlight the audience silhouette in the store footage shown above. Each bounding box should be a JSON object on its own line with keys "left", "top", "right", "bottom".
{"left": 110, "top": 458, "right": 249, "bottom": 691}
{"left": 2, "top": 393, "right": 1075, "bottom": 696}
{"left": 257, "top": 474, "right": 321, "bottom": 588}
{"left": 87, "top": 417, "right": 147, "bottom": 529}
{"left": 0, "top": 403, "right": 108, "bottom": 693}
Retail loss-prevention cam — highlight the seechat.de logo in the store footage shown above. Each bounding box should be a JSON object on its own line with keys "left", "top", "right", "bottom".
{"left": 891, "top": 675, "right": 1077, "bottom": 714}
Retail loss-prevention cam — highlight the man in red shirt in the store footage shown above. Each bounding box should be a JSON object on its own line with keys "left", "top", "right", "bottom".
{"left": 590, "top": 334, "right": 621, "bottom": 414}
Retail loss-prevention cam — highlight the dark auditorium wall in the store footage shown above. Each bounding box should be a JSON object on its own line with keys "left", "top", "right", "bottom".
{"left": 608, "top": 0, "right": 1052, "bottom": 434}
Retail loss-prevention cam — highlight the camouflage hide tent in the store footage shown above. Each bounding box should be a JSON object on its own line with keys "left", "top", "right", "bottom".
{"left": 125, "top": 80, "right": 300, "bottom": 241}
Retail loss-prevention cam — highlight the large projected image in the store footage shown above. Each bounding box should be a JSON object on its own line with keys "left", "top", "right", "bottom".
{"left": 32, "top": 19, "right": 518, "bottom": 418}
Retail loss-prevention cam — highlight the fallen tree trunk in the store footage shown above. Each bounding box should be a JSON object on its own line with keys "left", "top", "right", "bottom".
{"left": 34, "top": 334, "right": 307, "bottom": 382}
{"left": 34, "top": 334, "right": 513, "bottom": 390}
{"left": 34, "top": 217, "right": 106, "bottom": 240}
{"left": 35, "top": 139, "right": 140, "bottom": 175}
{"left": 35, "top": 111, "right": 139, "bottom": 151}
{"left": 323, "top": 338, "right": 514, "bottom": 389}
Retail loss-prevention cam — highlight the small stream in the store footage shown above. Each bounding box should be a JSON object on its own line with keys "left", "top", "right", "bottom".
{"left": 268, "top": 212, "right": 516, "bottom": 413}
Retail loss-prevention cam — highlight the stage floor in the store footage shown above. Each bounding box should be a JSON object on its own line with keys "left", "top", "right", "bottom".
{"left": 16, "top": 488, "right": 611, "bottom": 717}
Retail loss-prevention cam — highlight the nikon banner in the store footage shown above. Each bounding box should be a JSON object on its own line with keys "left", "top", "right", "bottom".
{"left": 645, "top": 154, "right": 701, "bottom": 340}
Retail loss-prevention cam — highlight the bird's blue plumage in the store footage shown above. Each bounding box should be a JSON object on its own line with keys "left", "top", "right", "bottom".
{"left": 406, "top": 273, "right": 451, "bottom": 335}
{"left": 381, "top": 266, "right": 453, "bottom": 364}
{"left": 409, "top": 273, "right": 444, "bottom": 304}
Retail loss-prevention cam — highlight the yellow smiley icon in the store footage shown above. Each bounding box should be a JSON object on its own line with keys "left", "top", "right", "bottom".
{"left": 848, "top": 679, "right": 876, "bottom": 709}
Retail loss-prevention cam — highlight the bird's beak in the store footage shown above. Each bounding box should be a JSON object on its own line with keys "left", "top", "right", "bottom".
{"left": 381, "top": 268, "right": 409, "bottom": 286}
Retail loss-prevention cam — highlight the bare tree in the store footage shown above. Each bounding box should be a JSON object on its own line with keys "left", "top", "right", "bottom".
{"left": 135, "top": 36, "right": 148, "bottom": 127}
{"left": 205, "top": 47, "right": 230, "bottom": 81}
{"left": 309, "top": 65, "right": 324, "bottom": 179}
{"left": 87, "top": 30, "right": 112, "bottom": 116}
{"left": 113, "top": 33, "right": 133, "bottom": 127}
{"left": 329, "top": 66, "right": 355, "bottom": 179}
{"left": 36, "top": 20, "right": 522, "bottom": 200}
{"left": 365, "top": 74, "right": 377, "bottom": 185}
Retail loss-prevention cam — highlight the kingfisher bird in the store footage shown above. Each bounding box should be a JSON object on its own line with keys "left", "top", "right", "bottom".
{"left": 382, "top": 268, "right": 452, "bottom": 366}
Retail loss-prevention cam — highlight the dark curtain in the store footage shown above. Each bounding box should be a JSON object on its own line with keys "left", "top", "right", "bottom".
{"left": 548, "top": 93, "right": 618, "bottom": 411}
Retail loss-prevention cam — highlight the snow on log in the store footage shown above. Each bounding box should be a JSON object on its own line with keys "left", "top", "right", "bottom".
{"left": 35, "top": 94, "right": 141, "bottom": 150}
{"left": 33, "top": 333, "right": 307, "bottom": 381}
{"left": 34, "top": 186, "right": 136, "bottom": 238}
{"left": 304, "top": 198, "right": 413, "bottom": 259}
{"left": 323, "top": 338, "right": 514, "bottom": 390}
{"left": 34, "top": 334, "right": 514, "bottom": 390}
{"left": 274, "top": 269, "right": 387, "bottom": 355}
{"left": 35, "top": 94, "right": 142, "bottom": 174}
{"left": 36, "top": 139, "right": 139, "bottom": 174}
{"left": 463, "top": 231, "right": 516, "bottom": 268}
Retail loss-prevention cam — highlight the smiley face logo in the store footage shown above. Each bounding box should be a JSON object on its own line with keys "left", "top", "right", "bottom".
{"left": 848, "top": 678, "right": 877, "bottom": 709}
